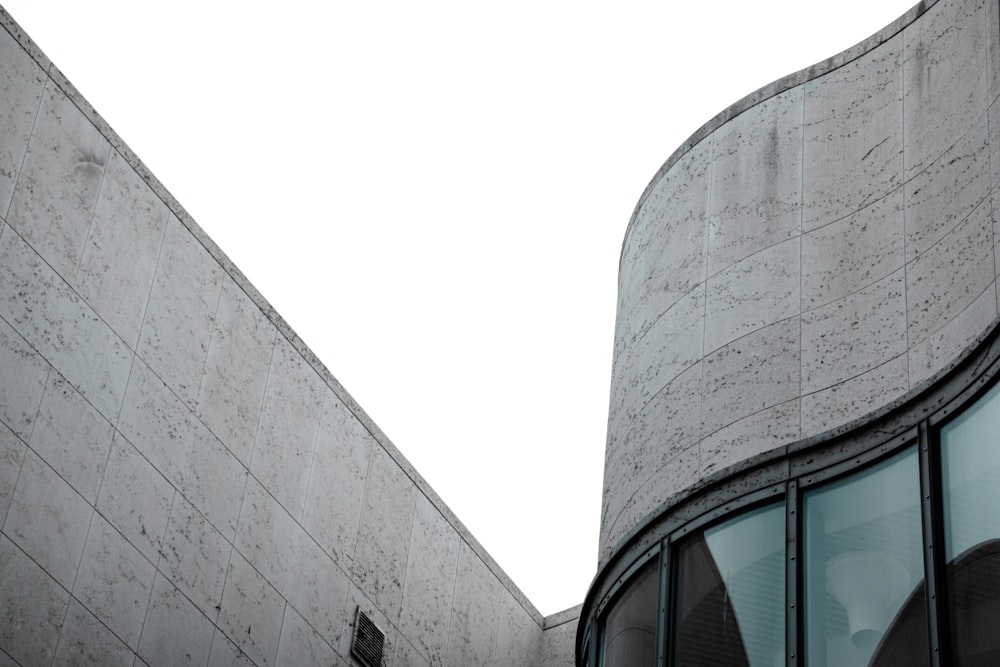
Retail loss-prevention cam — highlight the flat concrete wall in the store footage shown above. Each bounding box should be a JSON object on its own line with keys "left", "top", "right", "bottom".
{"left": 602, "top": 0, "right": 1000, "bottom": 561}
{"left": 538, "top": 606, "right": 581, "bottom": 667}
{"left": 0, "top": 8, "right": 576, "bottom": 666}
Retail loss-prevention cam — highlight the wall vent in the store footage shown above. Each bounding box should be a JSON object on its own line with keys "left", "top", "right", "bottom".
{"left": 351, "top": 607, "right": 385, "bottom": 667}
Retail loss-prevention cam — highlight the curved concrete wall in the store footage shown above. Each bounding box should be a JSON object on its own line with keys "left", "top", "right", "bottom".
{"left": 602, "top": 0, "right": 1000, "bottom": 561}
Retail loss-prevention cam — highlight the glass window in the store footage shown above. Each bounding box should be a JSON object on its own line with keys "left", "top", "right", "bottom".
{"left": 673, "top": 503, "right": 785, "bottom": 667}
{"left": 803, "top": 447, "right": 928, "bottom": 667}
{"left": 603, "top": 558, "right": 658, "bottom": 666}
{"left": 940, "top": 381, "right": 1000, "bottom": 665}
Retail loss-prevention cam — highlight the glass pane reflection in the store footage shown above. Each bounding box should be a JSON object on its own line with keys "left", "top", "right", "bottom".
{"left": 603, "top": 559, "right": 658, "bottom": 667}
{"left": 674, "top": 503, "right": 785, "bottom": 667}
{"left": 940, "top": 381, "right": 1000, "bottom": 666}
{"left": 803, "top": 447, "right": 928, "bottom": 667}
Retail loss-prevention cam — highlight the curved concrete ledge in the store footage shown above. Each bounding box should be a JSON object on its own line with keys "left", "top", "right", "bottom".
{"left": 602, "top": 0, "right": 1000, "bottom": 562}
{"left": 621, "top": 0, "right": 938, "bottom": 266}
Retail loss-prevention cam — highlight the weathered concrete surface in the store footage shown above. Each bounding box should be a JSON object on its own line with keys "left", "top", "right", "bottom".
{"left": 603, "top": 0, "right": 1000, "bottom": 563}
{"left": 0, "top": 6, "right": 574, "bottom": 665}
{"left": 540, "top": 606, "right": 582, "bottom": 667}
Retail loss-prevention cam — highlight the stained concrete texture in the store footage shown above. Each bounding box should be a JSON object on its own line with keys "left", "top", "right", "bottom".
{"left": 603, "top": 0, "right": 1000, "bottom": 561}
{"left": 0, "top": 4, "right": 578, "bottom": 665}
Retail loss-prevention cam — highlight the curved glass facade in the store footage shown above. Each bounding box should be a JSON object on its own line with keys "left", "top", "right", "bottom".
{"left": 940, "top": 381, "right": 1000, "bottom": 666}
{"left": 582, "top": 364, "right": 1000, "bottom": 667}
{"left": 803, "top": 447, "right": 927, "bottom": 666}
{"left": 673, "top": 503, "right": 784, "bottom": 667}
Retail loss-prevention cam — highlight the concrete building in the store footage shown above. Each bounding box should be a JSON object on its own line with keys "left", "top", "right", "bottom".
{"left": 0, "top": 5, "right": 577, "bottom": 666}
{"left": 584, "top": 0, "right": 1000, "bottom": 665}
{"left": 3, "top": 0, "right": 1000, "bottom": 665}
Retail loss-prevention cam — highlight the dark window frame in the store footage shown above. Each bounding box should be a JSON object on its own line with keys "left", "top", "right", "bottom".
{"left": 579, "top": 324, "right": 1000, "bottom": 667}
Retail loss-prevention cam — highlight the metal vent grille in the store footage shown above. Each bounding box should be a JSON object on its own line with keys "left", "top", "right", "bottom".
{"left": 351, "top": 608, "right": 385, "bottom": 667}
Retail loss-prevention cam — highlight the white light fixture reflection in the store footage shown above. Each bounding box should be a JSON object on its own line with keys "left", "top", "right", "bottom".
{"left": 825, "top": 551, "right": 911, "bottom": 649}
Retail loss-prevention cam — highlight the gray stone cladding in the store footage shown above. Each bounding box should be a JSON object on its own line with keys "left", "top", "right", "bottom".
{"left": 0, "top": 6, "right": 578, "bottom": 666}
{"left": 603, "top": 0, "right": 1000, "bottom": 563}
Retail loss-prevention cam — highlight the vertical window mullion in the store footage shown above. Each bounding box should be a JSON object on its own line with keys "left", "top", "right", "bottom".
{"left": 918, "top": 420, "right": 949, "bottom": 665}
{"left": 657, "top": 541, "right": 671, "bottom": 667}
{"left": 786, "top": 480, "right": 800, "bottom": 667}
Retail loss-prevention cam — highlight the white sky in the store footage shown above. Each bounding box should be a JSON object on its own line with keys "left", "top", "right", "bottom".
{"left": 4, "top": 0, "right": 919, "bottom": 615}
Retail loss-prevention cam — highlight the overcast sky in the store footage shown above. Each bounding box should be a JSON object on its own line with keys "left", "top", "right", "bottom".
{"left": 4, "top": 0, "right": 919, "bottom": 615}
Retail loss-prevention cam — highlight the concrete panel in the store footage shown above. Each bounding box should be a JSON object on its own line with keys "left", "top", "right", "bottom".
{"left": 625, "top": 362, "right": 702, "bottom": 495}
{"left": 0, "top": 534, "right": 69, "bottom": 667}
{"left": 0, "top": 226, "right": 132, "bottom": 421}
{"left": 274, "top": 605, "right": 338, "bottom": 667}
{"left": 906, "top": 195, "right": 995, "bottom": 346}
{"left": 803, "top": 32, "right": 903, "bottom": 231}
{"left": 7, "top": 80, "right": 110, "bottom": 279}
{"left": 905, "top": 111, "right": 990, "bottom": 259}
{"left": 604, "top": 445, "right": 701, "bottom": 559}
{"left": 700, "top": 318, "right": 799, "bottom": 437}
{"left": 351, "top": 445, "right": 417, "bottom": 625}
{"left": 0, "top": 26, "right": 45, "bottom": 219}
{"left": 801, "top": 269, "right": 907, "bottom": 393}
{"left": 495, "top": 590, "right": 542, "bottom": 667}
{"left": 903, "top": 0, "right": 989, "bottom": 180}
{"left": 625, "top": 287, "right": 704, "bottom": 424}
{"left": 159, "top": 493, "right": 232, "bottom": 619}
{"left": 0, "top": 312, "right": 48, "bottom": 440}
{"left": 622, "top": 139, "right": 711, "bottom": 348}
{"left": 75, "top": 150, "right": 169, "bottom": 349}
{"left": 250, "top": 335, "right": 324, "bottom": 520}
{"left": 446, "top": 542, "right": 501, "bottom": 667}
{"left": 600, "top": 426, "right": 634, "bottom": 543}
{"left": 197, "top": 280, "right": 275, "bottom": 466}
{"left": 704, "top": 237, "right": 799, "bottom": 353}
{"left": 30, "top": 371, "right": 113, "bottom": 503}
{"left": 708, "top": 87, "right": 803, "bottom": 276}
{"left": 540, "top": 619, "right": 577, "bottom": 667}
{"left": 218, "top": 550, "right": 285, "bottom": 667}
{"left": 52, "top": 599, "right": 134, "bottom": 667}
{"left": 118, "top": 359, "right": 246, "bottom": 541}
{"left": 0, "top": 423, "right": 24, "bottom": 525}
{"left": 801, "top": 188, "right": 905, "bottom": 310}
{"left": 990, "top": 0, "right": 1000, "bottom": 105}
{"left": 137, "top": 573, "right": 215, "bottom": 667}
{"left": 73, "top": 513, "right": 155, "bottom": 650}
{"left": 700, "top": 399, "right": 800, "bottom": 478}
{"left": 3, "top": 449, "right": 92, "bottom": 589}
{"left": 235, "top": 477, "right": 349, "bottom": 645}
{"left": 801, "top": 355, "right": 910, "bottom": 434}
{"left": 138, "top": 214, "right": 224, "bottom": 409}
{"left": 302, "top": 391, "right": 373, "bottom": 564}
{"left": 96, "top": 433, "right": 174, "bottom": 564}
{"left": 992, "top": 100, "right": 1000, "bottom": 193}
{"left": 394, "top": 635, "right": 432, "bottom": 667}
{"left": 399, "top": 494, "right": 461, "bottom": 665}
{"left": 910, "top": 281, "right": 998, "bottom": 388}
{"left": 208, "top": 632, "right": 255, "bottom": 667}
{"left": 235, "top": 477, "right": 299, "bottom": 601}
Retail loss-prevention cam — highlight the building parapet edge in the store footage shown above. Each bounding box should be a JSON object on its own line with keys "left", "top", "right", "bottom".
{"left": 543, "top": 604, "right": 584, "bottom": 630}
{"left": 0, "top": 3, "right": 548, "bottom": 627}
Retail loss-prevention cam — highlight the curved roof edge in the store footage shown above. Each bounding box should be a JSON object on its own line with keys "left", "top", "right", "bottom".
{"left": 619, "top": 0, "right": 936, "bottom": 267}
